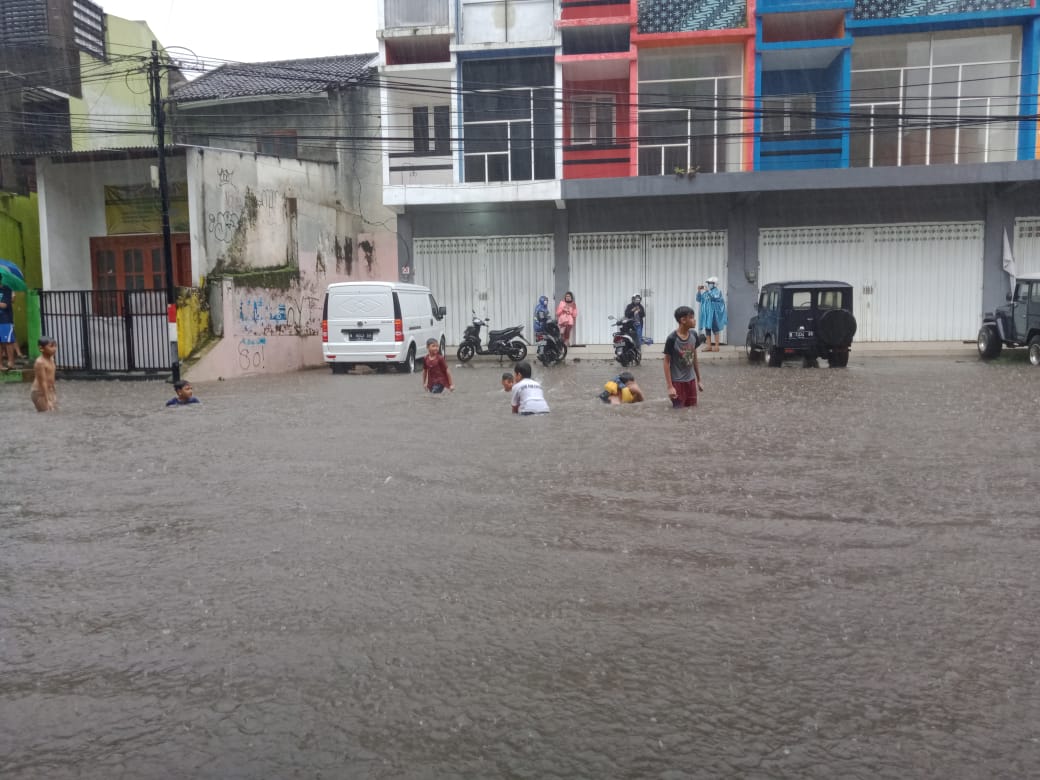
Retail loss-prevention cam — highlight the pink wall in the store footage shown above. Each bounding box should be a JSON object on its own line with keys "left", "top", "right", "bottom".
{"left": 187, "top": 231, "right": 398, "bottom": 381}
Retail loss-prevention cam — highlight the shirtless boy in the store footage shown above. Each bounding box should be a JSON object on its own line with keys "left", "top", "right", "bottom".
{"left": 31, "top": 336, "right": 57, "bottom": 412}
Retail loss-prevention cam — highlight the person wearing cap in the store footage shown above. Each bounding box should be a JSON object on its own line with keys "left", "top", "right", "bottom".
{"left": 624, "top": 293, "right": 646, "bottom": 347}
{"left": 696, "top": 276, "right": 727, "bottom": 352}
{"left": 599, "top": 371, "right": 644, "bottom": 405}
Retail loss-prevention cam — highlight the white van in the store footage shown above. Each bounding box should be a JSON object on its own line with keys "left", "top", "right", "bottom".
{"left": 322, "top": 282, "right": 447, "bottom": 373}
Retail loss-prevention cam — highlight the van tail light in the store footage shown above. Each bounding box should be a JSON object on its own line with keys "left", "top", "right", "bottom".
{"left": 321, "top": 320, "right": 328, "bottom": 342}
{"left": 394, "top": 318, "right": 404, "bottom": 342}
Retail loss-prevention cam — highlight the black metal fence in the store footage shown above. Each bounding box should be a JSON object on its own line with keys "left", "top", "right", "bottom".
{"left": 39, "top": 290, "right": 169, "bottom": 373}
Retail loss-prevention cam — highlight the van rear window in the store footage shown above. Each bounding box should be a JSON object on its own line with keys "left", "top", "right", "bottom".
{"left": 329, "top": 292, "right": 393, "bottom": 319}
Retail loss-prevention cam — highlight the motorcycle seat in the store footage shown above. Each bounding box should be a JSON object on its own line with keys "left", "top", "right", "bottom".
{"left": 489, "top": 327, "right": 519, "bottom": 339}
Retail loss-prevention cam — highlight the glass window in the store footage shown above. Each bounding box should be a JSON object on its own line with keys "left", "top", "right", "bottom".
{"left": 413, "top": 106, "right": 430, "bottom": 154}
{"left": 638, "top": 46, "right": 743, "bottom": 175}
{"left": 762, "top": 95, "right": 815, "bottom": 136}
{"left": 790, "top": 291, "right": 812, "bottom": 308}
{"left": 818, "top": 290, "right": 845, "bottom": 310}
{"left": 462, "top": 57, "right": 554, "bottom": 182}
{"left": 571, "top": 95, "right": 615, "bottom": 145}
{"left": 851, "top": 27, "right": 1020, "bottom": 167}
{"left": 433, "top": 106, "right": 450, "bottom": 154}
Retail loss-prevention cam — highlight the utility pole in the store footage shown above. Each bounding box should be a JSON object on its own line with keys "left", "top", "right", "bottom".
{"left": 150, "top": 40, "right": 180, "bottom": 382}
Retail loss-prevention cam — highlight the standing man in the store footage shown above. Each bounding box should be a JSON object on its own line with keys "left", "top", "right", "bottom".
{"left": 0, "top": 285, "right": 16, "bottom": 370}
{"left": 696, "top": 276, "right": 727, "bottom": 352}
{"left": 624, "top": 293, "right": 646, "bottom": 347}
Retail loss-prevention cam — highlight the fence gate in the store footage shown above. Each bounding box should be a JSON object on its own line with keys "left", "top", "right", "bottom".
{"left": 39, "top": 290, "right": 169, "bottom": 373}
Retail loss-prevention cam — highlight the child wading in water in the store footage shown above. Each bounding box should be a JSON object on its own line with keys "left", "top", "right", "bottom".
{"left": 663, "top": 306, "right": 703, "bottom": 408}
{"left": 31, "top": 336, "right": 58, "bottom": 412}
{"left": 166, "top": 379, "right": 201, "bottom": 406}
{"left": 422, "top": 338, "right": 454, "bottom": 393}
{"left": 510, "top": 361, "right": 550, "bottom": 415}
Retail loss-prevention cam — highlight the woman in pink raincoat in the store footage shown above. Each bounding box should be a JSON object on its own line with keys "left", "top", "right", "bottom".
{"left": 556, "top": 291, "right": 577, "bottom": 346}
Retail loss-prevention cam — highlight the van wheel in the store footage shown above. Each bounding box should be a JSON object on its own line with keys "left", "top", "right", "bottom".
{"left": 400, "top": 345, "right": 416, "bottom": 373}
{"left": 330, "top": 363, "right": 349, "bottom": 375}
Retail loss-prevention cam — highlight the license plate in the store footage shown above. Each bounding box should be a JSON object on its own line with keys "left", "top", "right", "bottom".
{"left": 788, "top": 330, "right": 813, "bottom": 339}
{"left": 348, "top": 331, "right": 374, "bottom": 341}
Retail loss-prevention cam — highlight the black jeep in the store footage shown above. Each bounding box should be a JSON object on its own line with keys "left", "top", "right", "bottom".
{"left": 977, "top": 273, "right": 1040, "bottom": 366}
{"left": 746, "top": 281, "right": 857, "bottom": 368}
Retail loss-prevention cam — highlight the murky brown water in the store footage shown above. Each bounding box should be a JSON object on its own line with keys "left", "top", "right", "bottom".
{"left": 2, "top": 353, "right": 1038, "bottom": 778}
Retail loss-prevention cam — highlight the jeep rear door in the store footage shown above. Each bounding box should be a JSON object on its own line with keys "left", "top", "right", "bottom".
{"left": 782, "top": 289, "right": 815, "bottom": 345}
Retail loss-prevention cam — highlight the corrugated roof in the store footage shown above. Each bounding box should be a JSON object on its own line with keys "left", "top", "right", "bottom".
{"left": 170, "top": 53, "right": 377, "bottom": 103}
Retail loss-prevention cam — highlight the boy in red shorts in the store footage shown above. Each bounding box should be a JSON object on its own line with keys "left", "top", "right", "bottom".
{"left": 663, "top": 306, "right": 703, "bottom": 408}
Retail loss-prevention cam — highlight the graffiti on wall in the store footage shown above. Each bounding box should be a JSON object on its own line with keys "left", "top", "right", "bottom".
{"left": 208, "top": 172, "right": 246, "bottom": 245}
{"left": 238, "top": 337, "right": 266, "bottom": 370}
{"left": 236, "top": 290, "right": 323, "bottom": 337}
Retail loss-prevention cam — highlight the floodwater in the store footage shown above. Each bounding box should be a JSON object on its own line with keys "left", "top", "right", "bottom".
{"left": 2, "top": 353, "right": 1038, "bottom": 779}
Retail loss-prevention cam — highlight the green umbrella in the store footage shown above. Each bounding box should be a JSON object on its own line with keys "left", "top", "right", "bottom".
{"left": 0, "top": 266, "right": 27, "bottom": 292}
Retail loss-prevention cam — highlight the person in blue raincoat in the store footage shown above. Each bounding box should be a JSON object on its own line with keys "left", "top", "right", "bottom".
{"left": 696, "top": 276, "right": 727, "bottom": 352}
{"left": 533, "top": 295, "right": 550, "bottom": 337}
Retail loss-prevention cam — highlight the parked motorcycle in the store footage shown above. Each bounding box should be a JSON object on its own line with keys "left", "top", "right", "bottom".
{"left": 609, "top": 314, "right": 641, "bottom": 367}
{"left": 536, "top": 318, "right": 567, "bottom": 367}
{"left": 457, "top": 313, "right": 529, "bottom": 363}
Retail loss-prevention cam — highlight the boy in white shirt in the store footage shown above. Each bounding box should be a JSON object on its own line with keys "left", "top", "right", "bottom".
{"left": 510, "top": 361, "right": 550, "bottom": 415}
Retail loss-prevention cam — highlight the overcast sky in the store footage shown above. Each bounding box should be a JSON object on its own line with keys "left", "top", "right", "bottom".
{"left": 100, "top": 0, "right": 380, "bottom": 65}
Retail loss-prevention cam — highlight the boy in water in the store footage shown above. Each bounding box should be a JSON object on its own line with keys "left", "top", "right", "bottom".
{"left": 510, "top": 361, "right": 550, "bottom": 415}
{"left": 663, "top": 306, "right": 703, "bottom": 408}
{"left": 422, "top": 338, "right": 454, "bottom": 393}
{"left": 166, "top": 379, "right": 201, "bottom": 406}
{"left": 600, "top": 371, "right": 645, "bottom": 404}
{"left": 501, "top": 372, "right": 514, "bottom": 392}
{"left": 31, "top": 336, "right": 58, "bottom": 412}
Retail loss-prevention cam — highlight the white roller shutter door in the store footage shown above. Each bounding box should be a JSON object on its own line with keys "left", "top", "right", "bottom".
{"left": 414, "top": 235, "right": 553, "bottom": 345}
{"left": 759, "top": 222, "right": 983, "bottom": 341}
{"left": 1013, "top": 218, "right": 1040, "bottom": 277}
{"left": 570, "top": 230, "right": 727, "bottom": 345}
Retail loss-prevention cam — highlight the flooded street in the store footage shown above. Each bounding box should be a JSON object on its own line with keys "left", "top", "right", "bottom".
{"left": 2, "top": 353, "right": 1038, "bottom": 778}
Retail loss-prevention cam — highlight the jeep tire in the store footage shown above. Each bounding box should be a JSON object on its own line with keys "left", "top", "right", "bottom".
{"left": 828, "top": 349, "right": 849, "bottom": 368}
{"left": 746, "top": 331, "right": 763, "bottom": 363}
{"left": 818, "top": 309, "right": 857, "bottom": 347}
{"left": 977, "top": 325, "right": 1002, "bottom": 360}
{"left": 764, "top": 336, "right": 782, "bottom": 368}
{"left": 1029, "top": 335, "right": 1040, "bottom": 366}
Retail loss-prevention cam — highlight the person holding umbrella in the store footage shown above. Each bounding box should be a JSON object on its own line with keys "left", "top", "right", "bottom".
{"left": 0, "top": 260, "right": 27, "bottom": 369}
